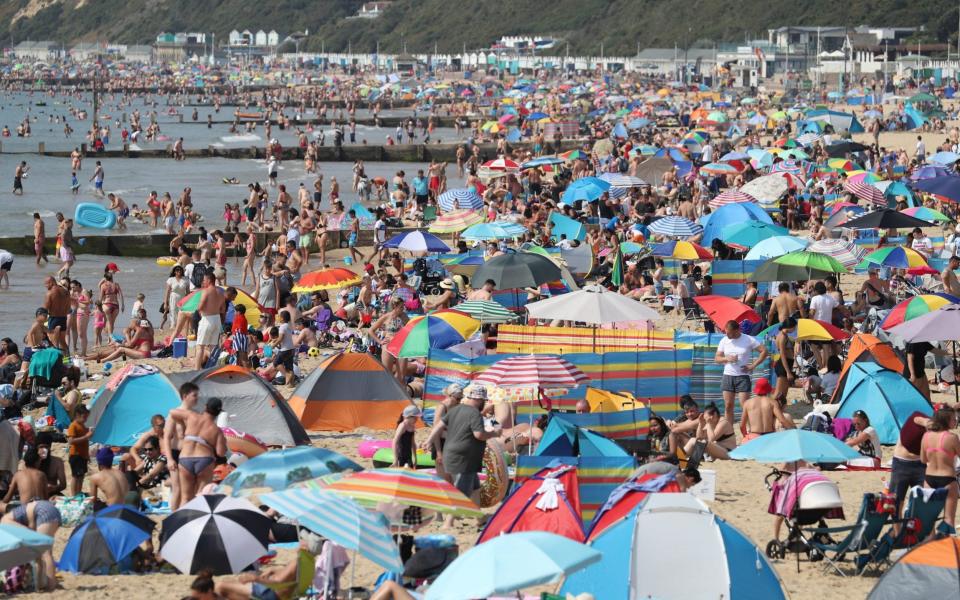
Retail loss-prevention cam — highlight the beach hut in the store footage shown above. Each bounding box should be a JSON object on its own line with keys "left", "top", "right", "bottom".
{"left": 87, "top": 370, "right": 180, "bottom": 446}
{"left": 478, "top": 465, "right": 585, "bottom": 543}
{"left": 829, "top": 333, "right": 904, "bottom": 403}
{"left": 287, "top": 352, "right": 412, "bottom": 431}
{"left": 169, "top": 366, "right": 309, "bottom": 447}
{"left": 560, "top": 493, "right": 787, "bottom": 599}
{"left": 834, "top": 363, "right": 932, "bottom": 444}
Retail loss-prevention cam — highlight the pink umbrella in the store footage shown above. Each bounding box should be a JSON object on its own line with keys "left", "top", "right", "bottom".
{"left": 709, "top": 189, "right": 758, "bottom": 209}
{"left": 844, "top": 180, "right": 885, "bottom": 206}
{"left": 475, "top": 355, "right": 589, "bottom": 388}
{"left": 498, "top": 114, "right": 516, "bottom": 125}
{"left": 482, "top": 157, "right": 521, "bottom": 171}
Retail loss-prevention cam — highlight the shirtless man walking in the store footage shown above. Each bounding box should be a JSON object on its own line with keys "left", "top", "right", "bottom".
{"left": 767, "top": 282, "right": 805, "bottom": 325}
{"left": 194, "top": 272, "right": 225, "bottom": 369}
{"left": 33, "top": 213, "right": 48, "bottom": 265}
{"left": 162, "top": 382, "right": 199, "bottom": 511}
{"left": 740, "top": 378, "right": 795, "bottom": 442}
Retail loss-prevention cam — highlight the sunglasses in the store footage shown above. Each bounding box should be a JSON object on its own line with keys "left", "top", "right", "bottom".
{"left": 144, "top": 446, "right": 158, "bottom": 452}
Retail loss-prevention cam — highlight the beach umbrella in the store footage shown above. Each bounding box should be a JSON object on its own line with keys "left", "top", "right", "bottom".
{"left": 740, "top": 174, "right": 790, "bottom": 203}
{"left": 597, "top": 173, "right": 647, "bottom": 188}
{"left": 472, "top": 252, "right": 562, "bottom": 290}
{"left": 481, "top": 157, "right": 520, "bottom": 171}
{"left": 58, "top": 506, "right": 155, "bottom": 573}
{"left": 880, "top": 294, "right": 960, "bottom": 330}
{"left": 745, "top": 235, "right": 809, "bottom": 260}
{"left": 901, "top": 206, "right": 951, "bottom": 223}
{"left": 524, "top": 284, "right": 658, "bottom": 325}
{"left": 218, "top": 446, "right": 362, "bottom": 497}
{"left": 647, "top": 215, "right": 703, "bottom": 238}
{"left": 454, "top": 299, "right": 517, "bottom": 324}
{"left": 461, "top": 222, "right": 527, "bottom": 241}
{"left": 651, "top": 239, "right": 713, "bottom": 260}
{"left": 521, "top": 156, "right": 564, "bottom": 169}
{"left": 475, "top": 354, "right": 589, "bottom": 389}
{"left": 700, "top": 162, "right": 739, "bottom": 175}
{"left": 159, "top": 494, "right": 272, "bottom": 575}
{"left": 757, "top": 318, "right": 850, "bottom": 342}
{"left": 911, "top": 175, "right": 960, "bottom": 203}
{"left": 844, "top": 180, "right": 886, "bottom": 206}
{"left": 860, "top": 246, "right": 928, "bottom": 269}
{"left": 564, "top": 177, "right": 611, "bottom": 202}
{"left": 291, "top": 268, "right": 362, "bottom": 293}
{"left": 177, "top": 287, "right": 263, "bottom": 324}
{"left": 719, "top": 221, "right": 789, "bottom": 248}
{"left": 702, "top": 202, "right": 773, "bottom": 246}
{"left": 708, "top": 188, "right": 757, "bottom": 209}
{"left": 0, "top": 524, "right": 53, "bottom": 572}
{"left": 560, "top": 494, "right": 786, "bottom": 600}
{"left": 909, "top": 165, "right": 951, "bottom": 181}
{"left": 842, "top": 209, "right": 933, "bottom": 230}
{"left": 428, "top": 209, "right": 484, "bottom": 233}
{"left": 928, "top": 151, "right": 960, "bottom": 166}
{"left": 807, "top": 238, "right": 867, "bottom": 269}
{"left": 260, "top": 488, "right": 402, "bottom": 572}
{"left": 867, "top": 537, "right": 960, "bottom": 600}
{"left": 559, "top": 149, "right": 588, "bottom": 161}
{"left": 323, "top": 468, "right": 482, "bottom": 517}
{"left": 730, "top": 429, "right": 861, "bottom": 463}
{"left": 773, "top": 250, "right": 847, "bottom": 273}
{"left": 437, "top": 188, "right": 484, "bottom": 211}
{"left": 888, "top": 303, "right": 960, "bottom": 402}
{"left": 752, "top": 250, "right": 847, "bottom": 281}
{"left": 796, "top": 132, "right": 823, "bottom": 146}
{"left": 385, "top": 310, "right": 480, "bottom": 359}
{"left": 427, "top": 532, "right": 600, "bottom": 600}
{"left": 694, "top": 295, "right": 761, "bottom": 329}
{"left": 382, "top": 231, "right": 450, "bottom": 253}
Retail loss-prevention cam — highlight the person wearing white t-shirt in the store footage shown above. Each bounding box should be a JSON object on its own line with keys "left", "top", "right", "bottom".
{"left": 715, "top": 320, "right": 768, "bottom": 423}
{"left": 910, "top": 226, "right": 933, "bottom": 259}
{"left": 366, "top": 210, "right": 388, "bottom": 264}
{"left": 0, "top": 249, "right": 13, "bottom": 289}
{"left": 808, "top": 281, "right": 839, "bottom": 368}
{"left": 846, "top": 409, "right": 882, "bottom": 464}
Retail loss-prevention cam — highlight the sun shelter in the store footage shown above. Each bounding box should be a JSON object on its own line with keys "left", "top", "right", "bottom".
{"left": 834, "top": 363, "right": 932, "bottom": 444}
{"left": 87, "top": 370, "right": 180, "bottom": 447}
{"left": 867, "top": 537, "right": 960, "bottom": 600}
{"left": 169, "top": 365, "right": 309, "bottom": 447}
{"left": 288, "top": 352, "right": 412, "bottom": 431}
{"left": 829, "top": 333, "right": 904, "bottom": 403}
{"left": 478, "top": 465, "right": 585, "bottom": 543}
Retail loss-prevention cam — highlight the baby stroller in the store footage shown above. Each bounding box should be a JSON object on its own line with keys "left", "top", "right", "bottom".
{"left": 765, "top": 467, "right": 845, "bottom": 569}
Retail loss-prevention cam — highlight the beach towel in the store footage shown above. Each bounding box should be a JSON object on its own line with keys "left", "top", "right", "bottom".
{"left": 27, "top": 348, "right": 62, "bottom": 381}
{"left": 105, "top": 364, "right": 159, "bottom": 391}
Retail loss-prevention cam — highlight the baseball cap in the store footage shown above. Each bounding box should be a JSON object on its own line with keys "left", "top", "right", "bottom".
{"left": 402, "top": 405, "right": 422, "bottom": 419}
{"left": 105, "top": 262, "right": 120, "bottom": 272}
{"left": 753, "top": 377, "right": 772, "bottom": 396}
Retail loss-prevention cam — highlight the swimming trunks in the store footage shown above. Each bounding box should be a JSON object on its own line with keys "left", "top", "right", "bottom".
{"left": 47, "top": 316, "right": 67, "bottom": 331}
{"left": 12, "top": 500, "right": 62, "bottom": 527}
{"left": 196, "top": 313, "right": 222, "bottom": 346}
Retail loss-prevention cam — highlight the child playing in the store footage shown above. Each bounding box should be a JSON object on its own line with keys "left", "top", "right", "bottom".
{"left": 71, "top": 171, "right": 80, "bottom": 194}
{"left": 131, "top": 293, "right": 145, "bottom": 320}
{"left": 66, "top": 405, "right": 93, "bottom": 496}
{"left": 392, "top": 405, "right": 421, "bottom": 468}
{"left": 231, "top": 304, "right": 250, "bottom": 368}
{"left": 93, "top": 301, "right": 106, "bottom": 346}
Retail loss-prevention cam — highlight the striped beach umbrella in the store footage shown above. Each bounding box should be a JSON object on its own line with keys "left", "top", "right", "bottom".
{"left": 385, "top": 309, "right": 480, "bottom": 358}
{"left": 807, "top": 238, "right": 867, "bottom": 269}
{"left": 455, "top": 299, "right": 518, "bottom": 324}
{"left": 218, "top": 446, "right": 362, "bottom": 497}
{"left": 758, "top": 318, "right": 851, "bottom": 342}
{"left": 597, "top": 172, "right": 647, "bottom": 188}
{"left": 428, "top": 209, "right": 483, "bottom": 233}
{"left": 159, "top": 494, "right": 272, "bottom": 575}
{"left": 901, "top": 206, "right": 951, "bottom": 223}
{"left": 481, "top": 157, "right": 520, "bottom": 171}
{"left": 292, "top": 268, "right": 362, "bottom": 293}
{"left": 700, "top": 162, "right": 740, "bottom": 176}
{"left": 708, "top": 189, "right": 757, "bottom": 209}
{"left": 438, "top": 188, "right": 484, "bottom": 212}
{"left": 323, "top": 468, "right": 483, "bottom": 517}
{"left": 651, "top": 240, "right": 713, "bottom": 260}
{"left": 462, "top": 221, "right": 527, "bottom": 241}
{"left": 177, "top": 287, "right": 263, "bottom": 324}
{"left": 647, "top": 216, "right": 703, "bottom": 238}
{"left": 880, "top": 294, "right": 960, "bottom": 330}
{"left": 475, "top": 354, "right": 589, "bottom": 388}
{"left": 796, "top": 132, "right": 822, "bottom": 146}
{"left": 260, "top": 488, "right": 402, "bottom": 572}
{"left": 844, "top": 180, "right": 886, "bottom": 206}
{"left": 860, "top": 246, "right": 928, "bottom": 269}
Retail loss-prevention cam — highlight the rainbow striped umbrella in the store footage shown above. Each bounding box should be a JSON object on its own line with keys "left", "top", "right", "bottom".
{"left": 559, "top": 149, "right": 588, "bottom": 161}
{"left": 901, "top": 206, "right": 951, "bottom": 223}
{"left": 651, "top": 240, "right": 713, "bottom": 260}
{"left": 860, "top": 246, "right": 928, "bottom": 269}
{"left": 385, "top": 309, "right": 480, "bottom": 358}
{"left": 475, "top": 355, "right": 589, "bottom": 388}
{"left": 428, "top": 209, "right": 484, "bottom": 233}
{"left": 291, "top": 267, "right": 362, "bottom": 292}
{"left": 708, "top": 189, "right": 757, "bottom": 209}
{"left": 322, "top": 468, "right": 483, "bottom": 517}
{"left": 880, "top": 294, "right": 960, "bottom": 330}
{"left": 178, "top": 287, "right": 263, "bottom": 324}
{"left": 758, "top": 318, "right": 850, "bottom": 342}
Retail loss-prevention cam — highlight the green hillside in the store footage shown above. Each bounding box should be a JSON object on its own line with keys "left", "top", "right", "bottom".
{"left": 4, "top": 0, "right": 960, "bottom": 55}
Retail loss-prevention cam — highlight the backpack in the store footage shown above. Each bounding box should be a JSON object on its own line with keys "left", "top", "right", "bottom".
{"left": 190, "top": 262, "right": 208, "bottom": 289}
{"left": 801, "top": 411, "right": 833, "bottom": 435}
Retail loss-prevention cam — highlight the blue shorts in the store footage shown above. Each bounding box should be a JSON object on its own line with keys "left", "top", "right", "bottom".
{"left": 95, "top": 181, "right": 103, "bottom": 189}
{"left": 251, "top": 582, "right": 279, "bottom": 600}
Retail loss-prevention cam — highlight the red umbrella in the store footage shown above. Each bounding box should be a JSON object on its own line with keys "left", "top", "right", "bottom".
{"left": 481, "top": 157, "right": 520, "bottom": 171}
{"left": 693, "top": 295, "right": 761, "bottom": 329}
{"left": 907, "top": 265, "right": 940, "bottom": 276}
{"left": 475, "top": 355, "right": 588, "bottom": 388}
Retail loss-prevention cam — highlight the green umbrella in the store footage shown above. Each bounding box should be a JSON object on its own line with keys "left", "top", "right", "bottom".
{"left": 455, "top": 299, "right": 517, "bottom": 324}
{"left": 720, "top": 221, "right": 789, "bottom": 248}
{"left": 751, "top": 250, "right": 847, "bottom": 281}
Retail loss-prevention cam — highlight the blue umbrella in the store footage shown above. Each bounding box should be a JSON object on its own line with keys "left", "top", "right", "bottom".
{"left": 58, "top": 506, "right": 155, "bottom": 573}
{"left": 564, "top": 177, "right": 611, "bottom": 202}
{"left": 702, "top": 201, "right": 774, "bottom": 247}
{"left": 261, "top": 488, "right": 402, "bottom": 572}
{"left": 745, "top": 235, "right": 809, "bottom": 260}
{"left": 912, "top": 175, "right": 960, "bottom": 203}
{"left": 720, "top": 221, "right": 789, "bottom": 248}
{"left": 628, "top": 117, "right": 651, "bottom": 129}
{"left": 521, "top": 156, "right": 564, "bottom": 169}
{"left": 729, "top": 429, "right": 862, "bottom": 463}
{"left": 928, "top": 151, "right": 960, "bottom": 166}
{"left": 461, "top": 222, "right": 527, "bottom": 241}
{"left": 0, "top": 524, "right": 54, "bottom": 571}
{"left": 425, "top": 532, "right": 601, "bottom": 600}
{"left": 383, "top": 231, "right": 450, "bottom": 253}
{"left": 647, "top": 216, "right": 703, "bottom": 238}
{"left": 437, "top": 188, "right": 483, "bottom": 211}
{"left": 526, "top": 111, "right": 548, "bottom": 121}
{"left": 218, "top": 446, "right": 362, "bottom": 497}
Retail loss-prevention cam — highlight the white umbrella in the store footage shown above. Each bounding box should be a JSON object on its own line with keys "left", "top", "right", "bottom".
{"left": 741, "top": 174, "right": 789, "bottom": 204}
{"left": 888, "top": 303, "right": 960, "bottom": 402}
{"left": 525, "top": 284, "right": 659, "bottom": 325}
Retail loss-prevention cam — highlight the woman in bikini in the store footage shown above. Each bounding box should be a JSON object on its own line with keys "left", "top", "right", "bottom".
{"left": 98, "top": 271, "right": 123, "bottom": 335}
{"left": 240, "top": 227, "right": 258, "bottom": 289}
{"left": 86, "top": 313, "right": 154, "bottom": 362}
{"left": 168, "top": 398, "right": 227, "bottom": 505}
{"left": 920, "top": 407, "right": 960, "bottom": 528}
{"left": 369, "top": 296, "right": 409, "bottom": 382}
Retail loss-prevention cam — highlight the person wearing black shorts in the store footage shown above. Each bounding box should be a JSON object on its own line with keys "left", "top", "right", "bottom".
{"left": 0, "top": 249, "right": 13, "bottom": 289}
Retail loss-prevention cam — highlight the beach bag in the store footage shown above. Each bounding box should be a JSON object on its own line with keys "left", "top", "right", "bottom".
{"left": 801, "top": 411, "right": 832, "bottom": 435}
{"left": 55, "top": 495, "right": 93, "bottom": 527}
{"left": 1, "top": 564, "right": 33, "bottom": 594}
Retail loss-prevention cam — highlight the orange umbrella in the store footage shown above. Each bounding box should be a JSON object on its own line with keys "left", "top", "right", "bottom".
{"left": 292, "top": 268, "right": 362, "bottom": 293}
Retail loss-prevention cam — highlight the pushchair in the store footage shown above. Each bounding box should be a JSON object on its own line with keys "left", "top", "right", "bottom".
{"left": 765, "top": 467, "right": 845, "bottom": 569}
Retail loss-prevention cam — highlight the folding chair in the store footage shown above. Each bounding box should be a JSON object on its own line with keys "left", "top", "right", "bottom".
{"left": 679, "top": 296, "right": 710, "bottom": 331}
{"left": 804, "top": 492, "right": 889, "bottom": 576}
{"left": 855, "top": 486, "right": 949, "bottom": 574}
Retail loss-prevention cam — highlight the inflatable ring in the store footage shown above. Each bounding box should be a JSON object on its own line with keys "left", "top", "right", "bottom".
{"left": 222, "top": 427, "right": 267, "bottom": 458}
{"left": 478, "top": 438, "right": 509, "bottom": 508}
{"left": 372, "top": 447, "right": 435, "bottom": 469}
{"left": 156, "top": 257, "right": 177, "bottom": 267}
{"left": 358, "top": 439, "right": 392, "bottom": 459}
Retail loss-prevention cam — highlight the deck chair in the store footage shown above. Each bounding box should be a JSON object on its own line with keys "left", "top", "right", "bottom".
{"left": 679, "top": 296, "right": 710, "bottom": 331}
{"left": 855, "top": 486, "right": 949, "bottom": 574}
{"left": 804, "top": 492, "right": 888, "bottom": 576}
{"left": 262, "top": 549, "right": 316, "bottom": 600}
{"left": 421, "top": 205, "right": 438, "bottom": 224}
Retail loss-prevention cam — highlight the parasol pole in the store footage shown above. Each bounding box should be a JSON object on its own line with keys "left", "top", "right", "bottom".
{"left": 954, "top": 341, "right": 958, "bottom": 405}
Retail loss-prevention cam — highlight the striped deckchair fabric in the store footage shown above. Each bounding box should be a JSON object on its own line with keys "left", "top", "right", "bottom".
{"left": 676, "top": 331, "right": 773, "bottom": 418}
{"left": 495, "top": 324, "right": 676, "bottom": 354}
{"left": 423, "top": 348, "right": 692, "bottom": 419}
{"left": 557, "top": 408, "right": 650, "bottom": 440}
{"left": 710, "top": 259, "right": 770, "bottom": 298}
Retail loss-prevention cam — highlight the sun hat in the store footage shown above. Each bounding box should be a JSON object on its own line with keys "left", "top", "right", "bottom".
{"left": 402, "top": 405, "right": 422, "bottom": 419}
{"left": 439, "top": 278, "right": 456, "bottom": 290}
{"left": 466, "top": 386, "right": 488, "bottom": 401}
{"left": 753, "top": 377, "right": 772, "bottom": 395}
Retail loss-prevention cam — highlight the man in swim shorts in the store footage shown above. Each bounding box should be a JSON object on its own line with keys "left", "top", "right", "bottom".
{"left": 43, "top": 276, "right": 71, "bottom": 352}
{"left": 194, "top": 271, "right": 225, "bottom": 369}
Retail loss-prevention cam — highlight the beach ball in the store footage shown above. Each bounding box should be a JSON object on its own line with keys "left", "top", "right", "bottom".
{"left": 102, "top": 362, "right": 113, "bottom": 373}
{"left": 307, "top": 347, "right": 321, "bottom": 358}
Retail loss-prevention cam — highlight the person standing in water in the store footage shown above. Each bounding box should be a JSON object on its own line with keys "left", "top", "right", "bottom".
{"left": 33, "top": 213, "right": 48, "bottom": 265}
{"left": 89, "top": 160, "right": 105, "bottom": 197}
{"left": 13, "top": 161, "right": 28, "bottom": 195}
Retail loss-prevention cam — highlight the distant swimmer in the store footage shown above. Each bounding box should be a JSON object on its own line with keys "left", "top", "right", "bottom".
{"left": 222, "top": 177, "right": 240, "bottom": 184}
